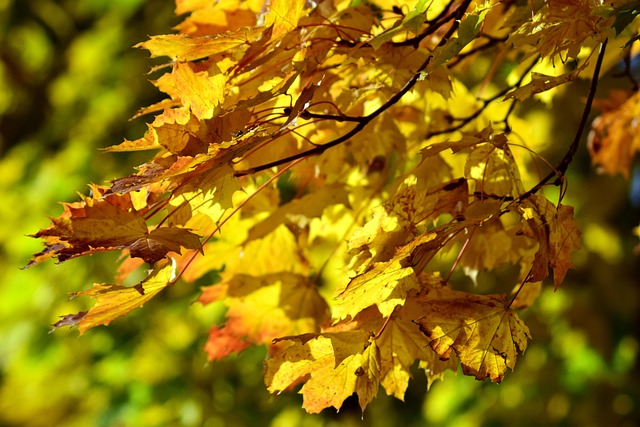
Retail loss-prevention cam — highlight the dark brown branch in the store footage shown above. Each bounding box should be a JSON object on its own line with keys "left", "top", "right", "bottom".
{"left": 425, "top": 57, "right": 539, "bottom": 138}
{"left": 519, "top": 38, "right": 608, "bottom": 201}
{"left": 299, "top": 110, "right": 365, "bottom": 123}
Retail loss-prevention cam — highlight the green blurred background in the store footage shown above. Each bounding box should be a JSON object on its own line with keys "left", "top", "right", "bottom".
{"left": 0, "top": 1, "right": 638, "bottom": 426}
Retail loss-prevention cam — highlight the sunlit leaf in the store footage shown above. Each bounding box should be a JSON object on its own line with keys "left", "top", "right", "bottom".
{"left": 265, "top": 330, "right": 376, "bottom": 413}
{"left": 56, "top": 259, "right": 177, "bottom": 335}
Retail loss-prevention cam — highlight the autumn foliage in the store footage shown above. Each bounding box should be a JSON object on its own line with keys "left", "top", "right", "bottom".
{"left": 27, "top": 0, "right": 640, "bottom": 414}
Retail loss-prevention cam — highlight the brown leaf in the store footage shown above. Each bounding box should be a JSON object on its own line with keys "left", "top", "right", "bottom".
{"left": 49, "top": 312, "right": 87, "bottom": 333}
{"left": 129, "top": 227, "right": 203, "bottom": 264}
{"left": 519, "top": 195, "right": 581, "bottom": 287}
{"left": 28, "top": 191, "right": 147, "bottom": 266}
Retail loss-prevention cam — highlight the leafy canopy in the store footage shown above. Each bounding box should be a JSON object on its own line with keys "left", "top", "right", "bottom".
{"left": 28, "top": 0, "right": 640, "bottom": 414}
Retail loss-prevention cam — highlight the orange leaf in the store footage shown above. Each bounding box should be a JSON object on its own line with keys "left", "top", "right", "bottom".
{"left": 588, "top": 90, "right": 640, "bottom": 178}
{"left": 204, "top": 273, "right": 330, "bottom": 348}
{"left": 204, "top": 325, "right": 251, "bottom": 360}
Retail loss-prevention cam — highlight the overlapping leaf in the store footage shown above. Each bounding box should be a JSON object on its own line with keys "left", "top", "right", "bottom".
{"left": 335, "top": 232, "right": 440, "bottom": 320}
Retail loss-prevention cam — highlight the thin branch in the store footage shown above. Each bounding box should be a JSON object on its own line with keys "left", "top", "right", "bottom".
{"left": 519, "top": 38, "right": 608, "bottom": 201}
{"left": 235, "top": 0, "right": 473, "bottom": 177}
{"left": 395, "top": 0, "right": 459, "bottom": 47}
{"left": 425, "top": 56, "right": 539, "bottom": 138}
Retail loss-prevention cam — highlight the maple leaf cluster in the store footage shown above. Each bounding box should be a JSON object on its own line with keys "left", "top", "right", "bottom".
{"left": 27, "top": 0, "right": 640, "bottom": 414}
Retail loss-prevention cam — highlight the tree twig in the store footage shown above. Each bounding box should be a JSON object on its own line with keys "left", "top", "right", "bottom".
{"left": 519, "top": 38, "right": 608, "bottom": 200}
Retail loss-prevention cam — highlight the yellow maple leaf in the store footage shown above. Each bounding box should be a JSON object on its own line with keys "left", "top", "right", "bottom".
{"left": 458, "top": 218, "right": 535, "bottom": 275}
{"left": 50, "top": 259, "right": 177, "bottom": 334}
{"left": 246, "top": 183, "right": 350, "bottom": 242}
{"left": 464, "top": 139, "right": 524, "bottom": 198}
{"left": 265, "top": 330, "right": 378, "bottom": 413}
{"left": 334, "top": 260, "right": 418, "bottom": 320}
{"left": 505, "top": 67, "right": 583, "bottom": 102}
{"left": 507, "top": 0, "right": 610, "bottom": 59}
{"left": 171, "top": 62, "right": 226, "bottom": 120}
{"left": 264, "top": 0, "right": 305, "bottom": 38}
{"left": 416, "top": 286, "right": 531, "bottom": 383}
{"left": 376, "top": 299, "right": 447, "bottom": 398}
{"left": 136, "top": 28, "right": 263, "bottom": 62}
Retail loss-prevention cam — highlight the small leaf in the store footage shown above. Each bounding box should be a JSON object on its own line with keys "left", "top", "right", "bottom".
{"left": 49, "top": 312, "right": 87, "bottom": 333}
{"left": 368, "top": 0, "right": 430, "bottom": 49}
{"left": 431, "top": 12, "right": 486, "bottom": 67}
{"left": 505, "top": 68, "right": 583, "bottom": 102}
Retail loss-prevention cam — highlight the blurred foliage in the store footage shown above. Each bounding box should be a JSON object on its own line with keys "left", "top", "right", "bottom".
{"left": 0, "top": 0, "right": 639, "bottom": 426}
